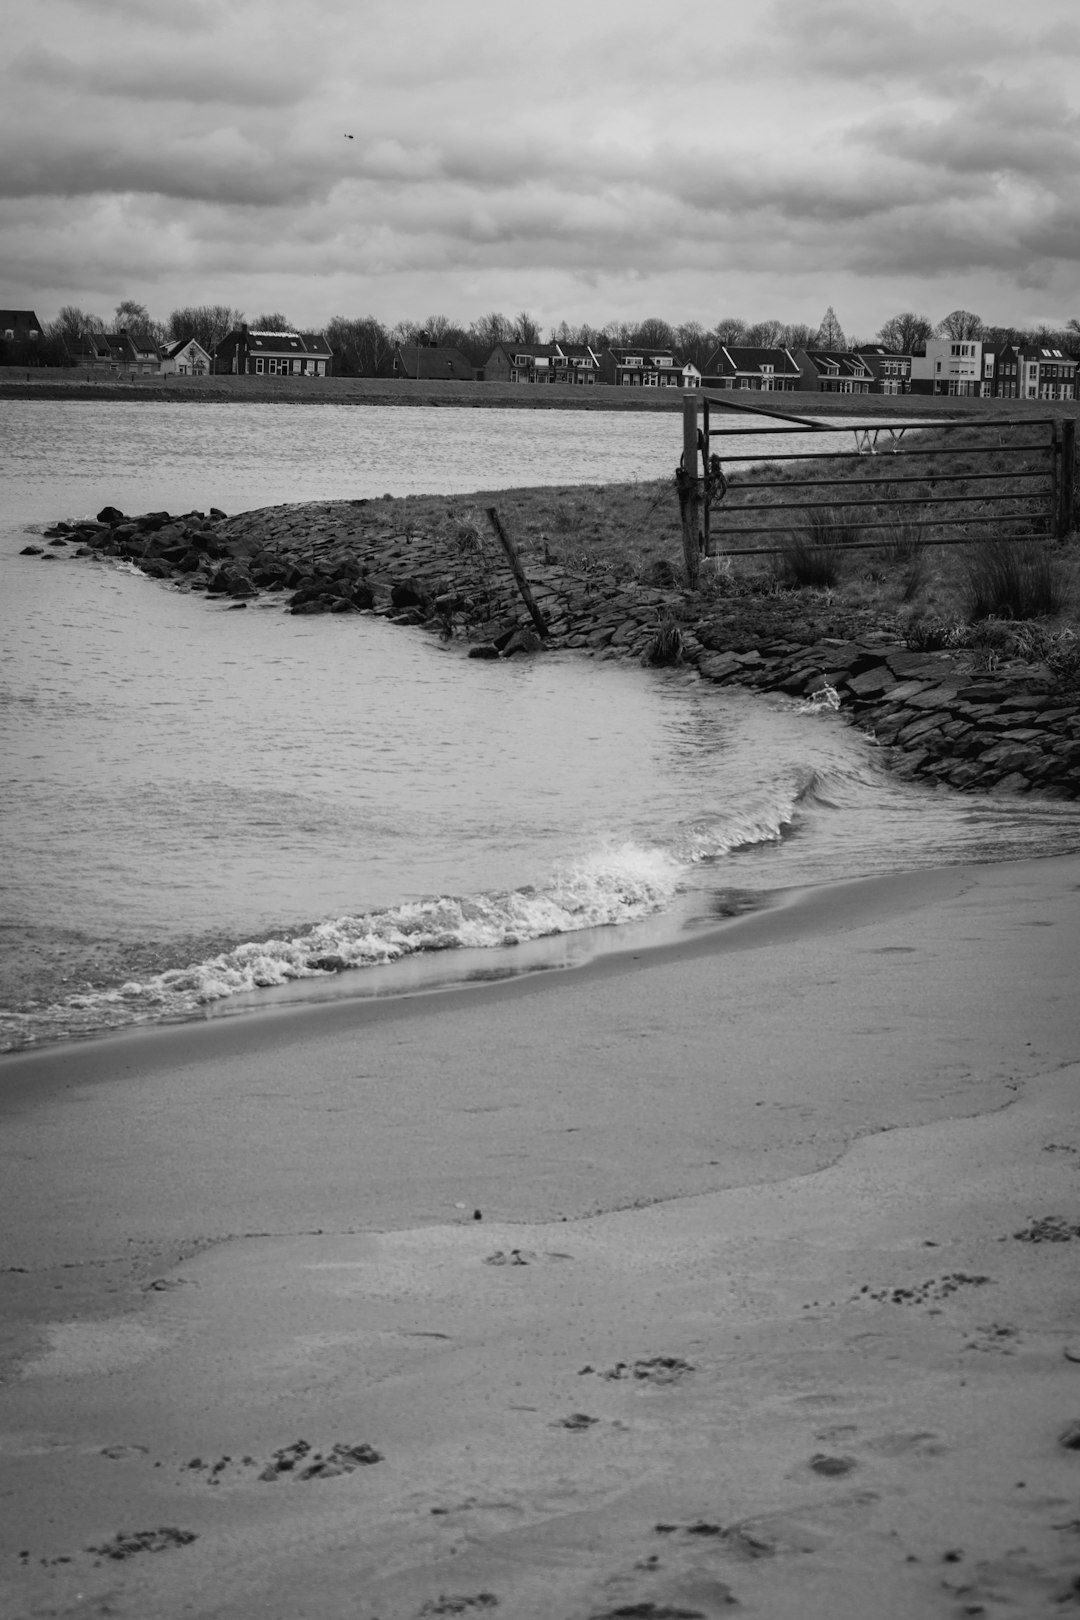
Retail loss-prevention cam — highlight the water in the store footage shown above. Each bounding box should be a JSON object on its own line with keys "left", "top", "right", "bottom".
{"left": 3, "top": 398, "right": 1079, "bottom": 1053}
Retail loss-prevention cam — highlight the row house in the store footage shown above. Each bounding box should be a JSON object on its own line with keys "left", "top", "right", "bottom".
{"left": 596, "top": 347, "right": 700, "bottom": 388}
{"left": 484, "top": 341, "right": 603, "bottom": 384}
{"left": 794, "top": 350, "right": 873, "bottom": 393}
{"left": 991, "top": 345, "right": 1077, "bottom": 401}
{"left": 700, "top": 345, "right": 802, "bottom": 391}
{"left": 214, "top": 327, "right": 333, "bottom": 377}
{"left": 854, "top": 346, "right": 913, "bottom": 394}
{"left": 65, "top": 329, "right": 160, "bottom": 375}
{"left": 484, "top": 342, "right": 562, "bottom": 384}
{"left": 910, "top": 338, "right": 995, "bottom": 397}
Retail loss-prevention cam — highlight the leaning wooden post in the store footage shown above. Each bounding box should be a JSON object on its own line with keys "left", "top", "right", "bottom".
{"left": 1059, "top": 418, "right": 1076, "bottom": 539}
{"left": 680, "top": 392, "right": 701, "bottom": 589}
{"left": 486, "top": 506, "right": 549, "bottom": 637}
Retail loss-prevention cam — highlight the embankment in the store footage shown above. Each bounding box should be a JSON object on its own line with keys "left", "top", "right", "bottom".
{"left": 29, "top": 495, "right": 1080, "bottom": 800}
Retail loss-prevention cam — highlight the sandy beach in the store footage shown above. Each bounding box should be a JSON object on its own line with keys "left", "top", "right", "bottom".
{"left": 2, "top": 853, "right": 1080, "bottom": 1618}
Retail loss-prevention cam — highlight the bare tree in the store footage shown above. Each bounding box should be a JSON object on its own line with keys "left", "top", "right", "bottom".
{"left": 712, "top": 318, "right": 748, "bottom": 346}
{"left": 325, "top": 315, "right": 393, "bottom": 376}
{"left": 113, "top": 300, "right": 163, "bottom": 343}
{"left": 814, "top": 306, "right": 847, "bottom": 350}
{"left": 168, "top": 306, "right": 245, "bottom": 353}
{"left": 780, "top": 323, "right": 817, "bottom": 351}
{"left": 251, "top": 312, "right": 293, "bottom": 331}
{"left": 512, "top": 311, "right": 542, "bottom": 344}
{"left": 744, "top": 319, "right": 786, "bottom": 348}
{"left": 936, "top": 309, "right": 984, "bottom": 341}
{"left": 50, "top": 305, "right": 106, "bottom": 342}
{"left": 674, "top": 321, "right": 712, "bottom": 368}
{"left": 876, "top": 312, "right": 934, "bottom": 354}
{"left": 632, "top": 317, "right": 675, "bottom": 349}
{"left": 468, "top": 313, "right": 513, "bottom": 354}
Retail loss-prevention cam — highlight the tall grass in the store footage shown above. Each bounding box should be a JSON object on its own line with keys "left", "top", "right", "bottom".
{"left": 963, "top": 540, "right": 1068, "bottom": 622}
{"left": 775, "top": 507, "right": 854, "bottom": 589}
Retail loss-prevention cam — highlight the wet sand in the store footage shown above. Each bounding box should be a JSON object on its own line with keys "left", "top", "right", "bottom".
{"left": 2, "top": 855, "right": 1080, "bottom": 1618}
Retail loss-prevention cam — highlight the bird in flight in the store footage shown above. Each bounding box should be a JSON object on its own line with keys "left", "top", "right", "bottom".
{"left": 344, "top": 133, "right": 354, "bottom": 139}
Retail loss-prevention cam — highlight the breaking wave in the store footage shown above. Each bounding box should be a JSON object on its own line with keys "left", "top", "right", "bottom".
{"left": 0, "top": 784, "right": 813, "bottom": 1052}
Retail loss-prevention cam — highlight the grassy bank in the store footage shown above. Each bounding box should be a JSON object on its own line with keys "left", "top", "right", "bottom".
{"left": 5, "top": 367, "right": 1080, "bottom": 418}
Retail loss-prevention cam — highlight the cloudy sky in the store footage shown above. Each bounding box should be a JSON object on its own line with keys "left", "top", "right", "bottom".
{"left": 4, "top": 0, "right": 1079, "bottom": 339}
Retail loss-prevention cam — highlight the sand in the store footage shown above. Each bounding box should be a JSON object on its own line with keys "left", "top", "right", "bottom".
{"left": 2, "top": 854, "right": 1080, "bottom": 1619}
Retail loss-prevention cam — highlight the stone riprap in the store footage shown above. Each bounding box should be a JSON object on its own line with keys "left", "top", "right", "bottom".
{"left": 35, "top": 499, "right": 1080, "bottom": 801}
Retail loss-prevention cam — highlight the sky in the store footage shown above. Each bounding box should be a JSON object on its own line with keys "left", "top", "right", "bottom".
{"left": 3, "top": 0, "right": 1080, "bottom": 341}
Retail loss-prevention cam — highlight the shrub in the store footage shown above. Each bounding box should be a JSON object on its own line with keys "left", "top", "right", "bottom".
{"left": 963, "top": 539, "right": 1067, "bottom": 622}
{"left": 774, "top": 507, "right": 858, "bottom": 590}
{"left": 641, "top": 618, "right": 683, "bottom": 666}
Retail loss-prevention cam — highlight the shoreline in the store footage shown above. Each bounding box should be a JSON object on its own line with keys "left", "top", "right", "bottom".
{"left": 2, "top": 847, "right": 1080, "bottom": 1617}
{"left": 5, "top": 370, "right": 1080, "bottom": 421}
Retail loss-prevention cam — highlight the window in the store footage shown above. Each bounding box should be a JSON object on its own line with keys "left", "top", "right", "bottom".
{"left": 255, "top": 357, "right": 265, "bottom": 374}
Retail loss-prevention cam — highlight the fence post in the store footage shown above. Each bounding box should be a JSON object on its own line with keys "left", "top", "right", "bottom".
{"left": 679, "top": 393, "right": 701, "bottom": 589}
{"left": 1059, "top": 418, "right": 1076, "bottom": 539}
{"left": 486, "top": 506, "right": 549, "bottom": 637}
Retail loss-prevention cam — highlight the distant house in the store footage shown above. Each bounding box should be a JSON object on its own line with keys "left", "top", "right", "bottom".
{"left": 700, "top": 345, "right": 801, "bottom": 391}
{"left": 214, "top": 327, "right": 333, "bottom": 377}
{"left": 910, "top": 338, "right": 994, "bottom": 397}
{"left": 484, "top": 341, "right": 601, "bottom": 385}
{"left": 596, "top": 347, "right": 697, "bottom": 388}
{"left": 112, "top": 330, "right": 161, "bottom": 376}
{"left": 65, "top": 332, "right": 115, "bottom": 371}
{"left": 853, "top": 346, "right": 913, "bottom": 395}
{"left": 794, "top": 350, "right": 873, "bottom": 393}
{"left": 0, "top": 309, "right": 44, "bottom": 365}
{"left": 63, "top": 330, "right": 159, "bottom": 375}
{"left": 484, "top": 342, "right": 560, "bottom": 384}
{"left": 392, "top": 344, "right": 477, "bottom": 382}
{"left": 992, "top": 344, "right": 1077, "bottom": 402}
{"left": 160, "top": 337, "right": 212, "bottom": 377}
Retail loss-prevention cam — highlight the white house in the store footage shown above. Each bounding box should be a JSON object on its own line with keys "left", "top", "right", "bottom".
{"left": 160, "top": 337, "right": 212, "bottom": 376}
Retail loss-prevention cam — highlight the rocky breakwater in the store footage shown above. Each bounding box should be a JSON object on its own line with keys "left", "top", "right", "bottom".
{"left": 32, "top": 500, "right": 1080, "bottom": 801}
{"left": 696, "top": 634, "right": 1080, "bottom": 798}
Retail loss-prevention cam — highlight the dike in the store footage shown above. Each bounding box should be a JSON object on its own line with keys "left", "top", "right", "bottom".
{"left": 30, "top": 498, "right": 1080, "bottom": 801}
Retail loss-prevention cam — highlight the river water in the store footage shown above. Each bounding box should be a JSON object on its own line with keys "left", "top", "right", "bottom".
{"left": 3, "top": 398, "right": 1079, "bottom": 1053}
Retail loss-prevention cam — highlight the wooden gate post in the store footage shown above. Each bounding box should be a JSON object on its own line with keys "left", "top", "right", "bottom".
{"left": 486, "top": 506, "right": 549, "bottom": 637}
{"left": 680, "top": 393, "right": 701, "bottom": 589}
{"left": 1059, "top": 418, "right": 1076, "bottom": 539}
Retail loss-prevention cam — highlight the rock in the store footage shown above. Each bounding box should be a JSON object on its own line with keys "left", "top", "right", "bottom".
{"left": 468, "top": 645, "right": 500, "bottom": 659}
{"left": 1058, "top": 1421, "right": 1080, "bottom": 1450}
{"left": 96, "top": 505, "right": 125, "bottom": 525}
{"left": 20, "top": 545, "right": 43, "bottom": 555}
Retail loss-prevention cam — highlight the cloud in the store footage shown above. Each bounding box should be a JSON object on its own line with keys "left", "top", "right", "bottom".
{"left": 3, "top": 0, "right": 1080, "bottom": 334}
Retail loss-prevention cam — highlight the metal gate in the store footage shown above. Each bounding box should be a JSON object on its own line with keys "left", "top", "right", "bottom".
{"left": 681, "top": 398, "right": 1076, "bottom": 571}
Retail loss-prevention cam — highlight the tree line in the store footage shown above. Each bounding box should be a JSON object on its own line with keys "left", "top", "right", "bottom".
{"left": 14, "top": 299, "right": 1080, "bottom": 373}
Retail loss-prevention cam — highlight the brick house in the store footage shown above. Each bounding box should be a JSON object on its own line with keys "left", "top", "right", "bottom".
{"left": 794, "top": 350, "right": 873, "bottom": 393}
{"left": 853, "top": 346, "right": 913, "bottom": 394}
{"left": 993, "top": 345, "right": 1077, "bottom": 401}
{"left": 214, "top": 327, "right": 333, "bottom": 377}
{"left": 700, "top": 345, "right": 801, "bottom": 391}
{"left": 392, "top": 344, "right": 477, "bottom": 382}
{"left": 484, "top": 341, "right": 603, "bottom": 384}
{"left": 596, "top": 347, "right": 698, "bottom": 388}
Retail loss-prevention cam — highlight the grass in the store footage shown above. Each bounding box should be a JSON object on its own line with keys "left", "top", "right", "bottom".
{"left": 963, "top": 539, "right": 1069, "bottom": 622}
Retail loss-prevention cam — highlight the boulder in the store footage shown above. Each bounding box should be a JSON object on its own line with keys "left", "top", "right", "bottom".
{"left": 96, "top": 505, "right": 125, "bottom": 525}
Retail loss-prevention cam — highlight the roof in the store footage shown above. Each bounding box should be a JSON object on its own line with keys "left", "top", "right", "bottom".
{"left": 163, "top": 337, "right": 211, "bottom": 359}
{"left": 801, "top": 350, "right": 872, "bottom": 377}
{"left": 704, "top": 345, "right": 801, "bottom": 376}
{"left": 241, "top": 330, "right": 332, "bottom": 356}
{"left": 0, "top": 309, "right": 43, "bottom": 335}
{"left": 395, "top": 345, "right": 476, "bottom": 381}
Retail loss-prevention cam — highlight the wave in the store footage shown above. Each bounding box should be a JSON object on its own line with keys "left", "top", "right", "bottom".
{"left": 0, "top": 768, "right": 853, "bottom": 1053}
